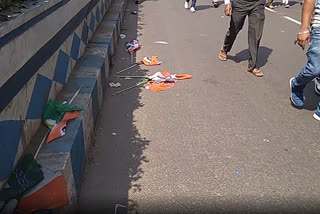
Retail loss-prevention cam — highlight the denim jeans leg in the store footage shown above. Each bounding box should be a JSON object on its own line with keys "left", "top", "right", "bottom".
{"left": 191, "top": 0, "right": 197, "bottom": 7}
{"left": 293, "top": 27, "right": 320, "bottom": 92}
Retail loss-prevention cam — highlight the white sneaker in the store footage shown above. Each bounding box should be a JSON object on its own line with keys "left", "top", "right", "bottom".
{"left": 285, "top": 4, "right": 290, "bottom": 7}
{"left": 190, "top": 6, "right": 195, "bottom": 12}
{"left": 184, "top": 1, "right": 189, "bottom": 9}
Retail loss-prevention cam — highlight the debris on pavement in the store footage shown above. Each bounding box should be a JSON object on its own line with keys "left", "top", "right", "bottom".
{"left": 263, "top": 139, "right": 270, "bottom": 142}
{"left": 109, "top": 82, "right": 122, "bottom": 88}
{"left": 140, "top": 55, "right": 163, "bottom": 65}
{"left": 234, "top": 169, "right": 241, "bottom": 174}
{"left": 125, "top": 39, "right": 141, "bottom": 55}
{"left": 114, "top": 71, "right": 192, "bottom": 92}
{"left": 131, "top": 10, "right": 138, "bottom": 15}
{"left": 114, "top": 204, "right": 126, "bottom": 214}
{"left": 154, "top": 41, "right": 169, "bottom": 45}
{"left": 112, "top": 132, "right": 118, "bottom": 136}
{"left": 144, "top": 71, "right": 193, "bottom": 92}
{"left": 115, "top": 56, "right": 163, "bottom": 75}
{"left": 120, "top": 34, "right": 126, "bottom": 39}
{"left": 112, "top": 78, "right": 149, "bottom": 96}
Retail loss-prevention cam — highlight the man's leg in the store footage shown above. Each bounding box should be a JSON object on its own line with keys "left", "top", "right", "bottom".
{"left": 222, "top": 2, "right": 247, "bottom": 53}
{"left": 266, "top": 0, "right": 274, "bottom": 7}
{"left": 291, "top": 28, "right": 320, "bottom": 107}
{"left": 191, "top": 0, "right": 197, "bottom": 7}
{"left": 247, "top": 1, "right": 265, "bottom": 69}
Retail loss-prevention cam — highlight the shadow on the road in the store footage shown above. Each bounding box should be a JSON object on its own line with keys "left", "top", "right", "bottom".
{"left": 77, "top": 1, "right": 152, "bottom": 214}
{"left": 135, "top": 0, "right": 159, "bottom": 4}
{"left": 228, "top": 46, "right": 273, "bottom": 68}
{"left": 196, "top": 5, "right": 214, "bottom": 11}
{"left": 272, "top": 1, "right": 300, "bottom": 7}
{"left": 303, "top": 81, "right": 320, "bottom": 111}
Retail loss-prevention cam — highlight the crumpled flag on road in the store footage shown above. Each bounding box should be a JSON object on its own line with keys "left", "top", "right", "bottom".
{"left": 139, "top": 56, "right": 163, "bottom": 66}
{"left": 125, "top": 39, "right": 141, "bottom": 55}
{"left": 46, "top": 111, "right": 79, "bottom": 143}
{"left": 42, "top": 99, "right": 83, "bottom": 129}
{"left": 144, "top": 71, "right": 192, "bottom": 92}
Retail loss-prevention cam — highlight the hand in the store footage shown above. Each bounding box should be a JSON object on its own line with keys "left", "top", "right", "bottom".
{"left": 294, "top": 31, "right": 310, "bottom": 50}
{"left": 224, "top": 3, "right": 232, "bottom": 16}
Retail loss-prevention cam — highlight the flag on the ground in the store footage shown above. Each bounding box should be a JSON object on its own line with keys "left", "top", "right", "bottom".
{"left": 125, "top": 40, "right": 141, "bottom": 55}
{"left": 144, "top": 71, "right": 192, "bottom": 92}
{"left": 139, "top": 56, "right": 163, "bottom": 66}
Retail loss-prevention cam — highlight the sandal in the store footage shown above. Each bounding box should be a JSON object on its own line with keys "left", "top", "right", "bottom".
{"left": 219, "top": 48, "right": 227, "bottom": 61}
{"left": 248, "top": 67, "right": 264, "bottom": 77}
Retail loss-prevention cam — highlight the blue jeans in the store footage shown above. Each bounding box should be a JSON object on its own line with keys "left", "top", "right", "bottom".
{"left": 186, "top": 0, "right": 197, "bottom": 7}
{"left": 292, "top": 27, "right": 320, "bottom": 102}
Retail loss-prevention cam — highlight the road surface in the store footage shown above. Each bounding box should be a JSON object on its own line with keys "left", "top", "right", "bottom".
{"left": 78, "top": 0, "right": 320, "bottom": 213}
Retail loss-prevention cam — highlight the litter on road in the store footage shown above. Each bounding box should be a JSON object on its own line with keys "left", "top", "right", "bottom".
{"left": 154, "top": 41, "right": 169, "bottom": 45}
{"left": 125, "top": 39, "right": 142, "bottom": 55}
{"left": 109, "top": 82, "right": 122, "bottom": 88}
{"left": 115, "top": 56, "right": 163, "bottom": 74}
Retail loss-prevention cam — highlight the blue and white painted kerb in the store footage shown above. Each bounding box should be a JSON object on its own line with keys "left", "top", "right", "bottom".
{"left": 0, "top": 0, "right": 115, "bottom": 189}
{"left": 1, "top": 0, "right": 128, "bottom": 210}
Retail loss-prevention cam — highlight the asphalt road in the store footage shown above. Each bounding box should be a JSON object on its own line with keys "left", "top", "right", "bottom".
{"left": 78, "top": 0, "right": 320, "bottom": 213}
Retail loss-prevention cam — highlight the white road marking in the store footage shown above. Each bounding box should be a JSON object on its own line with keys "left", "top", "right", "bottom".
{"left": 154, "top": 41, "right": 169, "bottom": 45}
{"left": 283, "top": 16, "right": 301, "bottom": 25}
{"left": 265, "top": 7, "right": 302, "bottom": 26}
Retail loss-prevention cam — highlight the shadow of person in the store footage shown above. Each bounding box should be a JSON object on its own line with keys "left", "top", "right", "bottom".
{"left": 228, "top": 46, "right": 273, "bottom": 68}
{"left": 302, "top": 81, "right": 320, "bottom": 111}
{"left": 195, "top": 5, "right": 214, "bottom": 11}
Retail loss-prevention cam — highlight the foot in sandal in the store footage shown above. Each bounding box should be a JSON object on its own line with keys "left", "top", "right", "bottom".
{"left": 248, "top": 67, "right": 264, "bottom": 77}
{"left": 219, "top": 47, "right": 227, "bottom": 61}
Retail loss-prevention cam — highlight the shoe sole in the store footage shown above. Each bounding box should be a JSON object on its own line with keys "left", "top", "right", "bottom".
{"left": 313, "top": 113, "right": 320, "bottom": 121}
{"left": 289, "top": 77, "right": 304, "bottom": 107}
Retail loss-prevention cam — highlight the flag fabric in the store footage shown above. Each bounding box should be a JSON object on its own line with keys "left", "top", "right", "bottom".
{"left": 144, "top": 71, "right": 192, "bottom": 92}
{"left": 0, "top": 155, "right": 44, "bottom": 204}
{"left": 139, "top": 56, "right": 163, "bottom": 66}
{"left": 125, "top": 40, "right": 141, "bottom": 55}
{"left": 46, "top": 111, "right": 79, "bottom": 143}
{"left": 42, "top": 99, "right": 82, "bottom": 129}
{"left": 15, "top": 170, "right": 68, "bottom": 214}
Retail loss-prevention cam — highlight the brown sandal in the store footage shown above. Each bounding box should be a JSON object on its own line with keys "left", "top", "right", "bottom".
{"left": 248, "top": 67, "right": 264, "bottom": 77}
{"left": 219, "top": 48, "right": 227, "bottom": 61}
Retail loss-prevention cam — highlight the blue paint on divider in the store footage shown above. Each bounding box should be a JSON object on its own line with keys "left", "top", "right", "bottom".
{"left": 26, "top": 74, "right": 52, "bottom": 119}
{"left": 0, "top": 120, "right": 22, "bottom": 181}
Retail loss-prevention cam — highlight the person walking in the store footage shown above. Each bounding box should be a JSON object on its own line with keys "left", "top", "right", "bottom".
{"left": 218, "top": 0, "right": 265, "bottom": 77}
{"left": 184, "top": 0, "right": 197, "bottom": 12}
{"left": 266, "top": 0, "right": 275, "bottom": 9}
{"left": 290, "top": 0, "right": 320, "bottom": 120}
{"left": 282, "top": 0, "right": 290, "bottom": 8}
